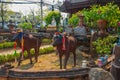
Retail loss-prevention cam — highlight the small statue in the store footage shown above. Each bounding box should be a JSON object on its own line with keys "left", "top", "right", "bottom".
{"left": 92, "top": 19, "right": 108, "bottom": 41}
{"left": 51, "top": 17, "right": 56, "bottom": 26}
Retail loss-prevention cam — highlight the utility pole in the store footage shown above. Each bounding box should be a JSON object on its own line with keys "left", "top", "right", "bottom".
{"left": 40, "top": 0, "right": 43, "bottom": 27}
{"left": 52, "top": 0, "right": 54, "bottom": 11}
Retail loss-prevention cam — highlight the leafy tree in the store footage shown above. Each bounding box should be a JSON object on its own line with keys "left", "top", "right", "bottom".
{"left": 0, "top": 1, "right": 9, "bottom": 28}
{"left": 68, "top": 14, "right": 79, "bottom": 27}
{"left": 44, "top": 11, "right": 61, "bottom": 26}
{"left": 18, "top": 22, "right": 32, "bottom": 29}
{"left": 78, "top": 3, "right": 120, "bottom": 27}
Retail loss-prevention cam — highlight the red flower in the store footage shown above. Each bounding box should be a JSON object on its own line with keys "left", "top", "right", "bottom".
{"left": 118, "top": 22, "right": 120, "bottom": 26}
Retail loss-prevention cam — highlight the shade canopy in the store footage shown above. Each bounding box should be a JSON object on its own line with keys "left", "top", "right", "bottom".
{"left": 59, "top": 0, "right": 120, "bottom": 14}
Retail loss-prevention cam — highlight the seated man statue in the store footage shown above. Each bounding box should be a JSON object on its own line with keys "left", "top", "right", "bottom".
{"left": 73, "top": 15, "right": 88, "bottom": 42}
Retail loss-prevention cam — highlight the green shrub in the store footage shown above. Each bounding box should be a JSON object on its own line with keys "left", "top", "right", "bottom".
{"left": 30, "top": 49, "right": 35, "bottom": 56}
{"left": 44, "top": 47, "right": 54, "bottom": 53}
{"left": 42, "top": 39, "right": 52, "bottom": 44}
{"left": 0, "top": 44, "right": 3, "bottom": 49}
{"left": 92, "top": 35, "right": 117, "bottom": 55}
{"left": 0, "top": 46, "right": 54, "bottom": 64}
{"left": 6, "top": 54, "right": 14, "bottom": 61}
{"left": 24, "top": 51, "right": 28, "bottom": 58}
{"left": 0, "top": 42, "right": 14, "bottom": 49}
{"left": 0, "top": 55, "right": 6, "bottom": 64}
{"left": 15, "top": 53, "right": 20, "bottom": 58}
{"left": 39, "top": 48, "right": 46, "bottom": 54}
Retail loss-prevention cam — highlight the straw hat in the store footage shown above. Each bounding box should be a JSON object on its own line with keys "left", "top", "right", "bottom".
{"left": 16, "top": 28, "right": 23, "bottom": 32}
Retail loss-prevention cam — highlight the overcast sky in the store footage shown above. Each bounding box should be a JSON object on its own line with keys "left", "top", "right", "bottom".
{"left": 8, "top": 0, "right": 63, "bottom": 15}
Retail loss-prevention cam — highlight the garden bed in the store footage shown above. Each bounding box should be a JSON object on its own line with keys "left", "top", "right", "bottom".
{"left": 11, "top": 50, "right": 87, "bottom": 71}
{"left": 0, "top": 48, "right": 90, "bottom": 80}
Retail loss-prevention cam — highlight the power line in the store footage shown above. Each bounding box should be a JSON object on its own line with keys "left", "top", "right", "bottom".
{"left": 0, "top": 1, "right": 52, "bottom": 6}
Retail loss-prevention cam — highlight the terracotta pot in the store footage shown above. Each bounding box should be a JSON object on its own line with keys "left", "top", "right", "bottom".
{"left": 118, "top": 21, "right": 120, "bottom": 26}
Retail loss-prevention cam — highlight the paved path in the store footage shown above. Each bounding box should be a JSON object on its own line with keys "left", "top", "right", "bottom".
{"left": 0, "top": 45, "right": 52, "bottom": 55}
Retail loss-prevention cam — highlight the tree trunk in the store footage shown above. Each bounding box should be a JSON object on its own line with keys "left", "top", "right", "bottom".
{"left": 1, "top": 2, "right": 4, "bottom": 29}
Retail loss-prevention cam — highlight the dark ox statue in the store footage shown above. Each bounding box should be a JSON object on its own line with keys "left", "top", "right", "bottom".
{"left": 12, "top": 32, "right": 50, "bottom": 66}
{"left": 52, "top": 33, "right": 77, "bottom": 69}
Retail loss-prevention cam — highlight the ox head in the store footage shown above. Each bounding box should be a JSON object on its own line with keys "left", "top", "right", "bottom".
{"left": 52, "top": 33, "right": 62, "bottom": 47}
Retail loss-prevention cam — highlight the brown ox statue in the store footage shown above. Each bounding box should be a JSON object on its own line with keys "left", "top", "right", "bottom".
{"left": 52, "top": 32, "right": 77, "bottom": 69}
{"left": 12, "top": 31, "right": 49, "bottom": 66}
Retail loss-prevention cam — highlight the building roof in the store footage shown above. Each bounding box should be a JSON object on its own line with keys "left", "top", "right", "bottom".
{"left": 59, "top": 0, "right": 120, "bottom": 14}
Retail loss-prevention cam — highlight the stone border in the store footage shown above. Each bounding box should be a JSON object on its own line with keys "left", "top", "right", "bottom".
{"left": 8, "top": 68, "right": 89, "bottom": 79}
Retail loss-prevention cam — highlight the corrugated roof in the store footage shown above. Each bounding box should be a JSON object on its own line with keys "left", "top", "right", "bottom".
{"left": 59, "top": 0, "right": 120, "bottom": 13}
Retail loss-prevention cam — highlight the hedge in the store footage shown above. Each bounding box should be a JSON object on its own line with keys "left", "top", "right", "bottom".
{"left": 0, "top": 39, "right": 52, "bottom": 49}
{"left": 0, "top": 42, "right": 14, "bottom": 49}
{"left": 0, "top": 46, "right": 54, "bottom": 64}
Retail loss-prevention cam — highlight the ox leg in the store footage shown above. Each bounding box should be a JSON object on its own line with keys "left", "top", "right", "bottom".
{"left": 73, "top": 51, "right": 76, "bottom": 67}
{"left": 35, "top": 48, "right": 39, "bottom": 62}
{"left": 64, "top": 53, "right": 70, "bottom": 69}
{"left": 59, "top": 55, "right": 62, "bottom": 69}
{"left": 28, "top": 50, "right": 32, "bottom": 64}
{"left": 18, "top": 52, "right": 22, "bottom": 66}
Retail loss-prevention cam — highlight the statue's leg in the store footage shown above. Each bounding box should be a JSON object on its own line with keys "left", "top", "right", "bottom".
{"left": 35, "top": 48, "right": 39, "bottom": 62}
{"left": 27, "top": 50, "right": 32, "bottom": 64}
{"left": 73, "top": 51, "right": 76, "bottom": 67}
{"left": 18, "top": 52, "right": 22, "bottom": 66}
{"left": 64, "top": 52, "right": 70, "bottom": 69}
{"left": 59, "top": 54, "right": 62, "bottom": 69}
